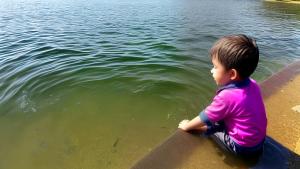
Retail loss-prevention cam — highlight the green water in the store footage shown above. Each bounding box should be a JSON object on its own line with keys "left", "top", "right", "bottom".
{"left": 0, "top": 0, "right": 299, "bottom": 168}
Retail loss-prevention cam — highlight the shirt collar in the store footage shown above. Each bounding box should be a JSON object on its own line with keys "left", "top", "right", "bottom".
{"left": 217, "top": 78, "right": 250, "bottom": 93}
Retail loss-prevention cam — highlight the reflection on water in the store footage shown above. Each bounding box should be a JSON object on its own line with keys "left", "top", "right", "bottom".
{"left": 0, "top": 0, "right": 300, "bottom": 168}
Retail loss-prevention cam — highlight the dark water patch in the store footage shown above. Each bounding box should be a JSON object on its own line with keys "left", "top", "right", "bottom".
{"left": 33, "top": 76, "right": 76, "bottom": 94}
{"left": 15, "top": 38, "right": 36, "bottom": 45}
{"left": 123, "top": 40, "right": 152, "bottom": 46}
{"left": 98, "top": 31, "right": 122, "bottom": 35}
{"left": 131, "top": 26, "right": 151, "bottom": 31}
{"left": 0, "top": 39, "right": 33, "bottom": 50}
{"left": 33, "top": 48, "right": 89, "bottom": 59}
{"left": 29, "top": 46, "right": 54, "bottom": 53}
{"left": 105, "top": 56, "right": 147, "bottom": 63}
{"left": 135, "top": 79, "right": 190, "bottom": 93}
{"left": 100, "top": 44, "right": 118, "bottom": 48}
{"left": 147, "top": 42, "right": 182, "bottom": 52}
{"left": 165, "top": 53, "right": 194, "bottom": 61}
{"left": 177, "top": 37, "right": 200, "bottom": 43}
{"left": 128, "top": 50, "right": 146, "bottom": 56}
{"left": 100, "top": 51, "right": 129, "bottom": 57}
{"left": 203, "top": 34, "right": 219, "bottom": 39}
{"left": 125, "top": 32, "right": 140, "bottom": 38}
{"left": 0, "top": 47, "right": 32, "bottom": 63}
{"left": 97, "top": 40, "right": 111, "bottom": 44}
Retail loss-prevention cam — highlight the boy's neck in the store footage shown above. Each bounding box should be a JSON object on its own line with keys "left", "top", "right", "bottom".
{"left": 217, "top": 78, "right": 250, "bottom": 93}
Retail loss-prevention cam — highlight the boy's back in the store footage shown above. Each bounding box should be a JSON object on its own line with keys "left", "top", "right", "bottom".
{"left": 205, "top": 78, "right": 267, "bottom": 147}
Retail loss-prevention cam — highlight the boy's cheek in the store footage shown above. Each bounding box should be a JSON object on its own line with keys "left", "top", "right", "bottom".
{"left": 212, "top": 73, "right": 217, "bottom": 79}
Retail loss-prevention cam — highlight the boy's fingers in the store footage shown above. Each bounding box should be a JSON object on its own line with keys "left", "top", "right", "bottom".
{"left": 179, "top": 120, "right": 188, "bottom": 124}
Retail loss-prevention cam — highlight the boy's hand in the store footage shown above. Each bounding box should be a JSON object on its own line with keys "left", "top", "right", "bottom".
{"left": 178, "top": 119, "right": 190, "bottom": 131}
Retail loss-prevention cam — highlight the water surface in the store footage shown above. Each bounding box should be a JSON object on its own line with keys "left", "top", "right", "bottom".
{"left": 0, "top": 0, "right": 300, "bottom": 168}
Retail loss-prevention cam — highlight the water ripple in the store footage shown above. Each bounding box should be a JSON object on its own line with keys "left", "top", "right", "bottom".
{"left": 0, "top": 0, "right": 299, "bottom": 113}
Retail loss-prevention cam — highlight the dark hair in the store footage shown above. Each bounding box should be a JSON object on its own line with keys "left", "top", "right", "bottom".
{"left": 210, "top": 34, "right": 259, "bottom": 79}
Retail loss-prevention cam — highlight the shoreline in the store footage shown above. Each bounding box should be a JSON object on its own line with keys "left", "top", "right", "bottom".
{"left": 265, "top": 0, "right": 300, "bottom": 4}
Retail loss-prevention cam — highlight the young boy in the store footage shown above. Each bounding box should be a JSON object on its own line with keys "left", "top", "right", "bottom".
{"left": 178, "top": 34, "right": 267, "bottom": 157}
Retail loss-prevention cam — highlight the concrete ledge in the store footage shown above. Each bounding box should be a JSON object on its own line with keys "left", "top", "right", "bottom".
{"left": 131, "top": 130, "right": 207, "bottom": 169}
{"left": 260, "top": 61, "right": 300, "bottom": 99}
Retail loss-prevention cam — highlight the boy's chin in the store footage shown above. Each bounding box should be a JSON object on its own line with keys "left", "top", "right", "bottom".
{"left": 216, "top": 82, "right": 224, "bottom": 86}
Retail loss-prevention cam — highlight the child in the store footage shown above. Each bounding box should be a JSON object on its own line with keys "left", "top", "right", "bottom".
{"left": 178, "top": 34, "right": 267, "bottom": 157}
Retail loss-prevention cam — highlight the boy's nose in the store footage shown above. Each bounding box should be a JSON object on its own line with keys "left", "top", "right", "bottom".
{"left": 210, "top": 68, "right": 214, "bottom": 74}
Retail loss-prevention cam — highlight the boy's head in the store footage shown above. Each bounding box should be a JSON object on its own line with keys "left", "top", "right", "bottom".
{"left": 210, "top": 34, "right": 259, "bottom": 79}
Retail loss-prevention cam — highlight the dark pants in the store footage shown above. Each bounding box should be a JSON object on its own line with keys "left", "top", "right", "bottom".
{"left": 205, "top": 121, "right": 264, "bottom": 157}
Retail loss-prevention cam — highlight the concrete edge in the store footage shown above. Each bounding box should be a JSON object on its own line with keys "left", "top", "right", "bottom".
{"left": 260, "top": 61, "right": 300, "bottom": 99}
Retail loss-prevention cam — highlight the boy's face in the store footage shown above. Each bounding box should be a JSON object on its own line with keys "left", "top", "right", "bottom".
{"left": 210, "top": 58, "right": 232, "bottom": 86}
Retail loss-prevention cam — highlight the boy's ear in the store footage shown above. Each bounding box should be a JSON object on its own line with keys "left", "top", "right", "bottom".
{"left": 230, "top": 69, "right": 239, "bottom": 80}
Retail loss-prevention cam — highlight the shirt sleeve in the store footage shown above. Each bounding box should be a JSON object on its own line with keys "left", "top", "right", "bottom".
{"left": 199, "top": 94, "right": 229, "bottom": 123}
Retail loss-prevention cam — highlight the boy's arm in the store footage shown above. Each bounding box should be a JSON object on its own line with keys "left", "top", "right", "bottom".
{"left": 178, "top": 116, "right": 206, "bottom": 131}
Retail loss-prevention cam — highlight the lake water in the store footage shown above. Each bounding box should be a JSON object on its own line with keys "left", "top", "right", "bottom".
{"left": 0, "top": 0, "right": 299, "bottom": 168}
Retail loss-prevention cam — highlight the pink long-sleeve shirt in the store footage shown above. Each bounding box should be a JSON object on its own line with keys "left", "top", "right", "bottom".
{"left": 200, "top": 78, "right": 267, "bottom": 147}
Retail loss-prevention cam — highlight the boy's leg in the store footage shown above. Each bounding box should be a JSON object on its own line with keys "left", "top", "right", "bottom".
{"left": 207, "top": 122, "right": 264, "bottom": 156}
{"left": 204, "top": 121, "right": 238, "bottom": 154}
{"left": 210, "top": 131, "right": 237, "bottom": 154}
